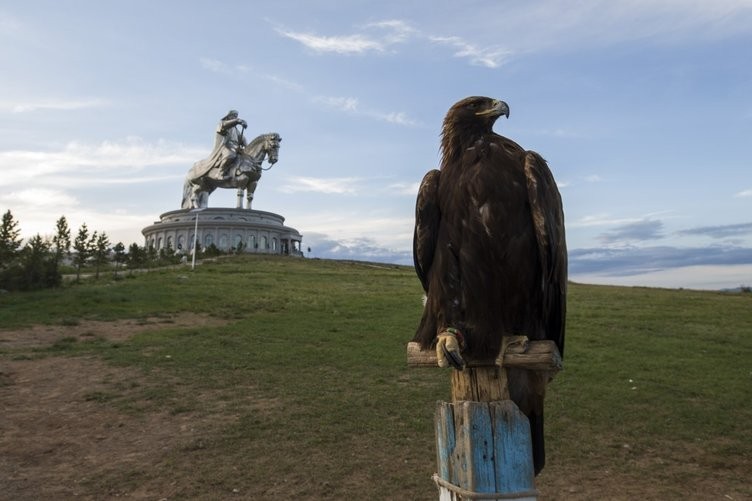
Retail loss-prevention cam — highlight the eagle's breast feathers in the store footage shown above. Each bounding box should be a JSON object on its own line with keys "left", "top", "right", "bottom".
{"left": 413, "top": 96, "right": 566, "bottom": 359}
{"left": 412, "top": 96, "right": 567, "bottom": 476}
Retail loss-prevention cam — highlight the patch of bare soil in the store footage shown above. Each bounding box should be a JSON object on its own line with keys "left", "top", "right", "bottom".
{"left": 1, "top": 314, "right": 749, "bottom": 500}
{"left": 537, "top": 456, "right": 750, "bottom": 501}
{"left": 0, "top": 314, "right": 231, "bottom": 500}
{"left": 0, "top": 314, "right": 227, "bottom": 350}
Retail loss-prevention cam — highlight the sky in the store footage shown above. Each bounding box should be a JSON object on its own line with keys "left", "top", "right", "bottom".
{"left": 1, "top": 0, "right": 751, "bottom": 290}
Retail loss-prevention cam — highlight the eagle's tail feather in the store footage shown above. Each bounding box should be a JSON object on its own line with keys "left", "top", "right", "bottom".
{"left": 529, "top": 411, "right": 545, "bottom": 476}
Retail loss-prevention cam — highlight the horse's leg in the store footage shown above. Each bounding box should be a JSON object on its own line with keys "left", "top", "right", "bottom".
{"left": 236, "top": 188, "right": 244, "bottom": 209}
{"left": 182, "top": 178, "right": 197, "bottom": 209}
{"left": 193, "top": 186, "right": 206, "bottom": 209}
{"left": 194, "top": 184, "right": 205, "bottom": 209}
{"left": 246, "top": 180, "right": 258, "bottom": 209}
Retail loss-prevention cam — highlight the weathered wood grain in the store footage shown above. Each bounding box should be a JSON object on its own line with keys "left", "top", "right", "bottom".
{"left": 406, "top": 338, "right": 562, "bottom": 372}
{"left": 433, "top": 400, "right": 538, "bottom": 500}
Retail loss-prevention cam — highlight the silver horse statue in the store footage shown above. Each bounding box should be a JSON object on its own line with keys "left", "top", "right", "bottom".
{"left": 181, "top": 132, "right": 281, "bottom": 210}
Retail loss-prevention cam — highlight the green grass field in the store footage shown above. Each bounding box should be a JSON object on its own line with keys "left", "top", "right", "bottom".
{"left": 1, "top": 255, "right": 750, "bottom": 499}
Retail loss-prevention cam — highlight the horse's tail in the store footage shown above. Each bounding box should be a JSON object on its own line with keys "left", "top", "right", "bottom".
{"left": 181, "top": 177, "right": 193, "bottom": 209}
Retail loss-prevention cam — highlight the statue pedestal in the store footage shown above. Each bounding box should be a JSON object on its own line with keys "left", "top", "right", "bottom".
{"left": 141, "top": 208, "right": 303, "bottom": 256}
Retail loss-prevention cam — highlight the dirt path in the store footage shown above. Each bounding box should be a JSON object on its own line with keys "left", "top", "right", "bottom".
{"left": 0, "top": 315, "right": 227, "bottom": 500}
{"left": 1, "top": 315, "right": 748, "bottom": 500}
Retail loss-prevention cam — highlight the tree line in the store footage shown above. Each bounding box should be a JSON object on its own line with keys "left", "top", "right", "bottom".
{"left": 0, "top": 209, "right": 204, "bottom": 292}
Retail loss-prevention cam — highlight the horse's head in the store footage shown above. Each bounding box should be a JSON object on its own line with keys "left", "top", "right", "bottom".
{"left": 243, "top": 132, "right": 282, "bottom": 166}
{"left": 266, "top": 133, "right": 281, "bottom": 165}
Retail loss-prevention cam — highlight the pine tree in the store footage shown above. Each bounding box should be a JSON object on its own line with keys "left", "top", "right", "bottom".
{"left": 127, "top": 242, "right": 146, "bottom": 273}
{"left": 146, "top": 244, "right": 158, "bottom": 267}
{"left": 73, "top": 223, "right": 91, "bottom": 282}
{"left": 52, "top": 216, "right": 71, "bottom": 266}
{"left": 112, "top": 242, "right": 126, "bottom": 275}
{"left": 92, "top": 231, "right": 110, "bottom": 279}
{"left": 0, "top": 210, "right": 23, "bottom": 268}
{"left": 20, "top": 234, "right": 59, "bottom": 290}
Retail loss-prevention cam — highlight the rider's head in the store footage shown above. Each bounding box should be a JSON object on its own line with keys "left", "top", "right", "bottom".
{"left": 223, "top": 110, "right": 239, "bottom": 120}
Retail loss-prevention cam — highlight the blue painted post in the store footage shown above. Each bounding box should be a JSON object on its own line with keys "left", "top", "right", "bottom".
{"left": 433, "top": 367, "right": 538, "bottom": 500}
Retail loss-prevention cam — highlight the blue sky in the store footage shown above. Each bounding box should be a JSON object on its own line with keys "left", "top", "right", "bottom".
{"left": 1, "top": 1, "right": 751, "bottom": 290}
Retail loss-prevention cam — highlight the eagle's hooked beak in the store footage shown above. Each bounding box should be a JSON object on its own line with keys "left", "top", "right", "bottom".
{"left": 476, "top": 99, "right": 510, "bottom": 119}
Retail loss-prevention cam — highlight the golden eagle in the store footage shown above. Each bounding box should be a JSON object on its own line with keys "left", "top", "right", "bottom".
{"left": 412, "top": 96, "right": 567, "bottom": 475}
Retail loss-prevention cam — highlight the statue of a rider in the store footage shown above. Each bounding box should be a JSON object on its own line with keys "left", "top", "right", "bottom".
{"left": 192, "top": 109, "right": 248, "bottom": 181}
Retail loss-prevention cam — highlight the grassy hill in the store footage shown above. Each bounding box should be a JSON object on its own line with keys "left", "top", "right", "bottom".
{"left": 1, "top": 255, "right": 750, "bottom": 499}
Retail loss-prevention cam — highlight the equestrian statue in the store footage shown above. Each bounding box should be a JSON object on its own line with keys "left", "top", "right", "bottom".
{"left": 181, "top": 109, "right": 281, "bottom": 210}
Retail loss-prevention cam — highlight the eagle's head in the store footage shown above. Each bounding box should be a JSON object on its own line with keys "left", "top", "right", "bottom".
{"left": 441, "top": 96, "right": 510, "bottom": 161}
{"left": 446, "top": 96, "right": 509, "bottom": 128}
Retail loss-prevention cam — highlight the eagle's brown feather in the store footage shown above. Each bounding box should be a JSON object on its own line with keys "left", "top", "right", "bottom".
{"left": 412, "top": 96, "right": 567, "bottom": 474}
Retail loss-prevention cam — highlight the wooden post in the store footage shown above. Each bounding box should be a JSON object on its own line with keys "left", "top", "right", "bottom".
{"left": 407, "top": 339, "right": 561, "bottom": 500}
{"left": 450, "top": 366, "right": 509, "bottom": 402}
{"left": 435, "top": 400, "right": 537, "bottom": 500}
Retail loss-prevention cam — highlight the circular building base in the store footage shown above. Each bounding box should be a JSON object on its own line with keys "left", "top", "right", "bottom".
{"left": 142, "top": 208, "right": 303, "bottom": 256}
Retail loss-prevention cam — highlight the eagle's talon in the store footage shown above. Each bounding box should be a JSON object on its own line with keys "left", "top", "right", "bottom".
{"left": 436, "top": 330, "right": 465, "bottom": 370}
{"left": 442, "top": 344, "right": 465, "bottom": 370}
{"left": 412, "top": 96, "right": 567, "bottom": 476}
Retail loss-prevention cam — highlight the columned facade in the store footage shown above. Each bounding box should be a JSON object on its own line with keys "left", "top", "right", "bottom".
{"left": 142, "top": 208, "right": 303, "bottom": 256}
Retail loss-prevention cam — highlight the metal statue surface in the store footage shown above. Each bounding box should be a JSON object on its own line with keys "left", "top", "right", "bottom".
{"left": 181, "top": 110, "right": 281, "bottom": 209}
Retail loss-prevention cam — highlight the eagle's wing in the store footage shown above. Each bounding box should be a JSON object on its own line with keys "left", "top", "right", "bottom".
{"left": 523, "top": 152, "right": 567, "bottom": 356}
{"left": 413, "top": 169, "right": 441, "bottom": 292}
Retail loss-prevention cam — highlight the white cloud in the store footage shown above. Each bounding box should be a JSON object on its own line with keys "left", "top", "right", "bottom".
{"left": 428, "top": 36, "right": 513, "bottom": 68}
{"left": 362, "top": 19, "right": 416, "bottom": 43}
{"left": 502, "top": 2, "right": 751, "bottom": 52}
{"left": 541, "top": 128, "right": 585, "bottom": 138}
{"left": 263, "top": 74, "right": 304, "bottom": 92}
{"left": 283, "top": 2, "right": 751, "bottom": 71}
{"left": 0, "top": 186, "right": 155, "bottom": 245}
{"left": 554, "top": 174, "right": 602, "bottom": 190}
{"left": 313, "top": 95, "right": 419, "bottom": 126}
{"left": 1, "top": 188, "right": 79, "bottom": 209}
{"left": 276, "top": 19, "right": 415, "bottom": 55}
{"left": 199, "top": 57, "right": 250, "bottom": 75}
{"left": 291, "top": 211, "right": 414, "bottom": 251}
{"left": 275, "top": 19, "right": 515, "bottom": 68}
{"left": 677, "top": 222, "right": 752, "bottom": 239}
{"left": 277, "top": 176, "right": 362, "bottom": 195}
{"left": 572, "top": 264, "right": 752, "bottom": 291}
{"left": 303, "top": 232, "right": 412, "bottom": 265}
{"left": 199, "top": 57, "right": 227, "bottom": 72}
{"left": 371, "top": 111, "right": 419, "bottom": 126}
{"left": 276, "top": 30, "right": 385, "bottom": 54}
{"left": 568, "top": 214, "right": 644, "bottom": 229}
{"left": 598, "top": 219, "right": 665, "bottom": 244}
{"left": 271, "top": 4, "right": 752, "bottom": 76}
{"left": 0, "top": 137, "right": 203, "bottom": 244}
{"left": 200, "top": 57, "right": 302, "bottom": 92}
{"left": 0, "top": 12, "right": 24, "bottom": 34}
{"left": 388, "top": 182, "right": 421, "bottom": 196}
{"left": 62, "top": 138, "right": 199, "bottom": 167}
{"left": 1, "top": 98, "right": 109, "bottom": 113}
{"left": 0, "top": 138, "right": 202, "bottom": 188}
{"left": 0, "top": 11, "right": 39, "bottom": 45}
{"left": 10, "top": 207, "right": 155, "bottom": 245}
{"left": 280, "top": 178, "right": 418, "bottom": 198}
{"left": 479, "top": 0, "right": 752, "bottom": 53}
{"left": 735, "top": 188, "right": 752, "bottom": 198}
{"left": 313, "top": 96, "right": 359, "bottom": 112}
